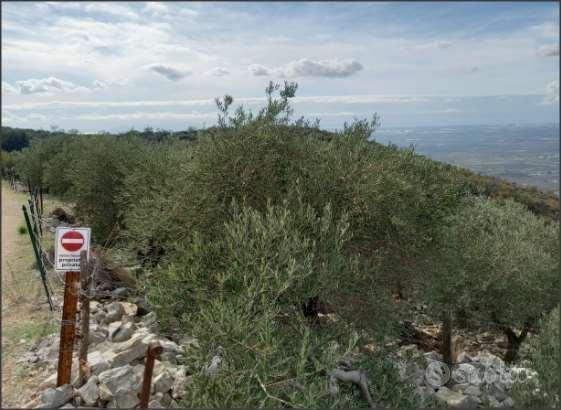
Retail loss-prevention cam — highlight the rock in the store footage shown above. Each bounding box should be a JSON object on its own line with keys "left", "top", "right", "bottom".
{"left": 98, "top": 383, "right": 113, "bottom": 402}
{"left": 134, "top": 297, "right": 152, "bottom": 316}
{"left": 465, "top": 385, "right": 481, "bottom": 396}
{"left": 488, "top": 383, "right": 508, "bottom": 402}
{"left": 501, "top": 397, "right": 515, "bottom": 407}
{"left": 112, "top": 287, "right": 129, "bottom": 299}
{"left": 77, "top": 376, "right": 99, "bottom": 406}
{"left": 457, "top": 351, "right": 472, "bottom": 364}
{"left": 39, "top": 384, "right": 74, "bottom": 408}
{"left": 88, "top": 331, "right": 106, "bottom": 346}
{"left": 455, "top": 363, "right": 483, "bottom": 386}
{"left": 120, "top": 302, "right": 138, "bottom": 316}
{"left": 424, "top": 361, "right": 450, "bottom": 388}
{"left": 93, "top": 312, "right": 106, "bottom": 324}
{"left": 424, "top": 351, "right": 443, "bottom": 363}
{"left": 88, "top": 351, "right": 111, "bottom": 375}
{"left": 142, "top": 312, "right": 157, "bottom": 327}
{"left": 436, "top": 386, "right": 474, "bottom": 408}
{"left": 152, "top": 370, "right": 175, "bottom": 394}
{"left": 103, "top": 332, "right": 152, "bottom": 367}
{"left": 59, "top": 404, "right": 76, "bottom": 408}
{"left": 111, "top": 392, "right": 140, "bottom": 408}
{"left": 451, "top": 383, "right": 469, "bottom": 393}
{"left": 40, "top": 373, "right": 58, "bottom": 390}
{"left": 159, "top": 338, "right": 182, "bottom": 356}
{"left": 171, "top": 373, "right": 190, "bottom": 399}
{"left": 98, "top": 365, "right": 143, "bottom": 396}
{"left": 148, "top": 399, "right": 164, "bottom": 408}
{"left": 160, "top": 352, "right": 178, "bottom": 364}
{"left": 90, "top": 301, "right": 100, "bottom": 314}
{"left": 103, "top": 302, "right": 125, "bottom": 324}
{"left": 109, "top": 322, "right": 135, "bottom": 343}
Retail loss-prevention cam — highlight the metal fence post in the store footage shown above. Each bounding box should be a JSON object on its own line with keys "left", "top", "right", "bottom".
{"left": 57, "top": 270, "right": 80, "bottom": 386}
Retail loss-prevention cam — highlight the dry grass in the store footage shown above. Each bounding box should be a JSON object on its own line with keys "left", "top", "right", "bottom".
{"left": 1, "top": 184, "right": 63, "bottom": 407}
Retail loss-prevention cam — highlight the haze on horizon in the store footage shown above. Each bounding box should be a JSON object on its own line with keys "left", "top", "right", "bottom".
{"left": 1, "top": 1, "right": 559, "bottom": 133}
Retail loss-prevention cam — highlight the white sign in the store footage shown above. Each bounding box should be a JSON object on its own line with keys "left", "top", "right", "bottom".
{"left": 55, "top": 227, "right": 91, "bottom": 271}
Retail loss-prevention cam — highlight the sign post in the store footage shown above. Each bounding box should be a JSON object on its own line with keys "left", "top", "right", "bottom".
{"left": 55, "top": 227, "right": 91, "bottom": 387}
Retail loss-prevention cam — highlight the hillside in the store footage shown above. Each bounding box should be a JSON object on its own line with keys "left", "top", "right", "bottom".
{"left": 2, "top": 82, "right": 559, "bottom": 408}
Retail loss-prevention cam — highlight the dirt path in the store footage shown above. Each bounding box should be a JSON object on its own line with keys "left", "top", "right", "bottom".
{"left": 1, "top": 184, "right": 58, "bottom": 407}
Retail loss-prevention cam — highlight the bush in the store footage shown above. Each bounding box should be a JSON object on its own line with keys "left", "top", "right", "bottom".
{"left": 146, "top": 199, "right": 413, "bottom": 408}
{"left": 511, "top": 306, "right": 560, "bottom": 408}
{"left": 425, "top": 196, "right": 559, "bottom": 361}
{"left": 67, "top": 135, "right": 146, "bottom": 242}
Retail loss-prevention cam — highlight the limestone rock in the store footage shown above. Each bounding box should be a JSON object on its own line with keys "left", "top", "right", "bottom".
{"left": 39, "top": 384, "right": 74, "bottom": 408}
{"left": 152, "top": 370, "right": 175, "bottom": 394}
{"left": 88, "top": 351, "right": 111, "bottom": 375}
{"left": 103, "top": 302, "right": 125, "bottom": 324}
{"left": 77, "top": 376, "right": 99, "bottom": 406}
{"left": 120, "top": 302, "right": 138, "bottom": 316}
{"left": 109, "top": 322, "right": 135, "bottom": 343}
{"left": 436, "top": 386, "right": 475, "bottom": 408}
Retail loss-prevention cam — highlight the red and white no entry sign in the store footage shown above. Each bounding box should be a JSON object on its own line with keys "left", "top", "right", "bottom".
{"left": 61, "top": 230, "right": 85, "bottom": 252}
{"left": 55, "top": 227, "right": 91, "bottom": 271}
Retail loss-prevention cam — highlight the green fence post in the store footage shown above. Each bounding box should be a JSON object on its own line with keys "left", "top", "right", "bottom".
{"left": 22, "top": 205, "right": 53, "bottom": 311}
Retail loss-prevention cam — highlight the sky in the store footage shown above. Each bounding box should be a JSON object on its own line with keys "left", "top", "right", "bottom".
{"left": 1, "top": 1, "right": 559, "bottom": 132}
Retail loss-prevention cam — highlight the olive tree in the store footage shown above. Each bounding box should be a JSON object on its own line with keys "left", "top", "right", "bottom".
{"left": 426, "top": 196, "right": 559, "bottom": 362}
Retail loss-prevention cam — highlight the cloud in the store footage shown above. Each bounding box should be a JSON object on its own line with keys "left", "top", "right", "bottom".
{"left": 281, "top": 58, "right": 363, "bottom": 78}
{"left": 146, "top": 64, "right": 191, "bottom": 81}
{"left": 14, "top": 77, "right": 89, "bottom": 95}
{"left": 469, "top": 66, "right": 480, "bottom": 73}
{"left": 425, "top": 108, "right": 462, "bottom": 114}
{"left": 83, "top": 3, "right": 138, "bottom": 20}
{"left": 248, "top": 64, "right": 271, "bottom": 76}
{"left": 92, "top": 80, "right": 107, "bottom": 89}
{"left": 404, "top": 40, "right": 453, "bottom": 51}
{"left": 2, "top": 81, "right": 19, "bottom": 95}
{"left": 249, "top": 59, "right": 363, "bottom": 78}
{"left": 537, "top": 44, "right": 559, "bottom": 57}
{"left": 208, "top": 67, "right": 230, "bottom": 76}
{"left": 144, "top": 2, "right": 168, "bottom": 16}
{"left": 543, "top": 80, "right": 559, "bottom": 104}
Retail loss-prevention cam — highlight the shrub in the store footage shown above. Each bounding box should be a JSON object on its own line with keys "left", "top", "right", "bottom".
{"left": 511, "top": 306, "right": 560, "bottom": 408}
{"left": 425, "top": 196, "right": 559, "bottom": 362}
{"left": 146, "top": 199, "right": 412, "bottom": 408}
{"left": 67, "top": 135, "right": 146, "bottom": 242}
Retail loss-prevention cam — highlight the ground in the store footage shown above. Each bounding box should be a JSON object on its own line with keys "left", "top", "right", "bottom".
{"left": 1, "top": 183, "right": 60, "bottom": 407}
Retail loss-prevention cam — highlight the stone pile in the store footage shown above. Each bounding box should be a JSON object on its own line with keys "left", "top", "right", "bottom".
{"left": 393, "top": 344, "right": 538, "bottom": 408}
{"left": 20, "top": 298, "right": 197, "bottom": 409}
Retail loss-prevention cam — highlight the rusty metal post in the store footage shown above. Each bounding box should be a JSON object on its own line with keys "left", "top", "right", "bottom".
{"left": 57, "top": 270, "right": 80, "bottom": 386}
{"left": 138, "top": 342, "right": 163, "bottom": 408}
{"left": 78, "top": 251, "right": 90, "bottom": 386}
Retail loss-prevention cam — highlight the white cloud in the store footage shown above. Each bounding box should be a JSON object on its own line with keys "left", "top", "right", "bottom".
{"left": 92, "top": 79, "right": 107, "bottom": 89}
{"left": 208, "top": 67, "right": 230, "bottom": 76}
{"left": 15, "top": 77, "right": 89, "bottom": 95}
{"left": 83, "top": 3, "right": 139, "bottom": 20}
{"left": 249, "top": 59, "right": 363, "bottom": 78}
{"left": 537, "top": 44, "right": 559, "bottom": 57}
{"left": 71, "top": 111, "right": 215, "bottom": 121}
{"left": 146, "top": 63, "right": 191, "bottom": 81}
{"left": 144, "top": 2, "right": 168, "bottom": 16}
{"left": 281, "top": 58, "right": 363, "bottom": 78}
{"left": 404, "top": 40, "right": 453, "bottom": 51}
{"left": 543, "top": 80, "right": 559, "bottom": 104}
{"left": 2, "top": 81, "right": 19, "bottom": 95}
{"left": 248, "top": 64, "right": 271, "bottom": 76}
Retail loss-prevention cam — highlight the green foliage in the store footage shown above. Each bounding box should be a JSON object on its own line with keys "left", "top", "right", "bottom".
{"left": 425, "top": 196, "right": 559, "bottom": 330}
{"left": 67, "top": 135, "right": 146, "bottom": 242}
{"left": 511, "top": 306, "right": 560, "bottom": 408}
{"left": 147, "top": 200, "right": 412, "bottom": 408}
{"left": 18, "top": 225, "right": 27, "bottom": 235}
